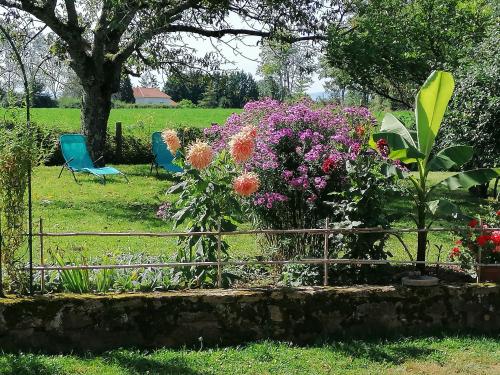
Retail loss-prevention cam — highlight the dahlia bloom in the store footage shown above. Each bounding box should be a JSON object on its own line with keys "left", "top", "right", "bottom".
{"left": 186, "top": 141, "right": 214, "bottom": 170}
{"left": 233, "top": 172, "right": 260, "bottom": 196}
{"left": 450, "top": 246, "right": 460, "bottom": 259}
{"left": 161, "top": 129, "right": 181, "bottom": 155}
{"left": 476, "top": 234, "right": 491, "bottom": 247}
{"left": 468, "top": 219, "right": 478, "bottom": 228}
{"left": 229, "top": 127, "right": 256, "bottom": 163}
{"left": 492, "top": 231, "right": 500, "bottom": 246}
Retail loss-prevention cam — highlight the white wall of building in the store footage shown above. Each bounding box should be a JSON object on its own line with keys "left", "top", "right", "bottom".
{"left": 135, "top": 97, "right": 175, "bottom": 106}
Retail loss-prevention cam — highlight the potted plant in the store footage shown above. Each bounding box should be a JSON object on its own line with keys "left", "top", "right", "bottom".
{"left": 451, "top": 208, "right": 500, "bottom": 282}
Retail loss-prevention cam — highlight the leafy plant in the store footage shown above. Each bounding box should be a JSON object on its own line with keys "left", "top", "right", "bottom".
{"left": 53, "top": 253, "right": 91, "bottom": 293}
{"left": 450, "top": 207, "right": 500, "bottom": 271}
{"left": 372, "top": 70, "right": 500, "bottom": 270}
{"left": 167, "top": 151, "right": 245, "bottom": 288}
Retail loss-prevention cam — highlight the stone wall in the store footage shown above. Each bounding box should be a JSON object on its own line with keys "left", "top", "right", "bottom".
{"left": 0, "top": 284, "right": 498, "bottom": 352}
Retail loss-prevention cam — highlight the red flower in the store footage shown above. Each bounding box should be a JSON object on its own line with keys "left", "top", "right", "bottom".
{"left": 492, "top": 231, "right": 500, "bottom": 246}
{"left": 468, "top": 219, "right": 478, "bottom": 228}
{"left": 497, "top": 210, "right": 500, "bottom": 216}
{"left": 450, "top": 246, "right": 461, "bottom": 259}
{"left": 476, "top": 234, "right": 491, "bottom": 247}
{"left": 376, "top": 139, "right": 389, "bottom": 157}
{"left": 355, "top": 126, "right": 365, "bottom": 138}
{"left": 322, "top": 157, "right": 336, "bottom": 174}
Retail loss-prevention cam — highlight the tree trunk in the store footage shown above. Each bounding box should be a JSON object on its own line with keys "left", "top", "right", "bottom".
{"left": 81, "top": 83, "right": 113, "bottom": 164}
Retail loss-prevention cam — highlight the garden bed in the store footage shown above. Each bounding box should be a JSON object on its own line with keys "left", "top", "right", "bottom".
{"left": 0, "top": 283, "right": 498, "bottom": 353}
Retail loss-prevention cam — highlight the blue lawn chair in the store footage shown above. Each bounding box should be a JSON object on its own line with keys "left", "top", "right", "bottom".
{"left": 151, "top": 131, "right": 183, "bottom": 175}
{"left": 58, "top": 134, "right": 128, "bottom": 184}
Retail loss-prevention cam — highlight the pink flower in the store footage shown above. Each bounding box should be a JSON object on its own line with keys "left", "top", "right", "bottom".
{"left": 229, "top": 130, "right": 255, "bottom": 163}
{"left": 186, "top": 141, "right": 214, "bottom": 170}
{"left": 233, "top": 172, "right": 260, "bottom": 196}
{"left": 161, "top": 129, "right": 181, "bottom": 155}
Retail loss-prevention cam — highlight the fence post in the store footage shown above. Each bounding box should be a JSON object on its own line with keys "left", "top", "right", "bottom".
{"left": 217, "top": 221, "right": 222, "bottom": 288}
{"left": 476, "top": 246, "right": 482, "bottom": 283}
{"left": 39, "top": 218, "right": 45, "bottom": 293}
{"left": 115, "top": 122, "right": 123, "bottom": 163}
{"left": 323, "top": 218, "right": 329, "bottom": 286}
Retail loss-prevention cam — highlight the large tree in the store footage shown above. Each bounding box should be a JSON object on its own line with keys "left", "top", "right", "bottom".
{"left": 258, "top": 39, "right": 316, "bottom": 100}
{"left": 0, "top": 0, "right": 333, "bottom": 160}
{"left": 326, "top": 0, "right": 494, "bottom": 108}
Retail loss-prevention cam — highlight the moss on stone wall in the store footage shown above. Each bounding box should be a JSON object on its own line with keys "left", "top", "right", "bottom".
{"left": 0, "top": 284, "right": 498, "bottom": 353}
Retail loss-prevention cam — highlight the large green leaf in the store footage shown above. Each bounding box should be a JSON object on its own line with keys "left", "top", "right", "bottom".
{"left": 439, "top": 168, "right": 500, "bottom": 190}
{"left": 381, "top": 113, "right": 416, "bottom": 147}
{"left": 427, "top": 199, "right": 460, "bottom": 217}
{"left": 427, "top": 145, "right": 474, "bottom": 171}
{"left": 416, "top": 71, "right": 455, "bottom": 158}
{"left": 372, "top": 132, "right": 425, "bottom": 163}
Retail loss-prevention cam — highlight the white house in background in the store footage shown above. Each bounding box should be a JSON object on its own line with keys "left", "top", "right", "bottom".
{"left": 132, "top": 87, "right": 177, "bottom": 106}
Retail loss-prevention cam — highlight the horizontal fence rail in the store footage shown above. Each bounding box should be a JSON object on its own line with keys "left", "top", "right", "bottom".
{"left": 18, "top": 219, "right": 500, "bottom": 292}
{"left": 32, "top": 227, "right": 500, "bottom": 237}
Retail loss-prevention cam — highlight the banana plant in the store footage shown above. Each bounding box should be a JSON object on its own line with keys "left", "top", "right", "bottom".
{"left": 372, "top": 70, "right": 500, "bottom": 271}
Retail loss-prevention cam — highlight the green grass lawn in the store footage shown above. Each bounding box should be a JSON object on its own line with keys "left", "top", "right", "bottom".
{"left": 0, "top": 107, "right": 411, "bottom": 139}
{"left": 0, "top": 108, "right": 242, "bottom": 136}
{"left": 31, "top": 165, "right": 492, "bottom": 266}
{"left": 0, "top": 336, "right": 498, "bottom": 374}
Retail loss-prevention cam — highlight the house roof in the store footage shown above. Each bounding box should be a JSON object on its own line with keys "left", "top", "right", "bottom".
{"left": 133, "top": 87, "right": 172, "bottom": 99}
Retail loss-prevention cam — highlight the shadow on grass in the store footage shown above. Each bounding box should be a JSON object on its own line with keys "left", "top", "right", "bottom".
{"left": 103, "top": 350, "right": 204, "bottom": 375}
{"left": 328, "top": 340, "right": 443, "bottom": 365}
{"left": 0, "top": 353, "right": 62, "bottom": 375}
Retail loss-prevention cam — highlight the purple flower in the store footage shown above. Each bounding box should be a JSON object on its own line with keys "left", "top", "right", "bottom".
{"left": 314, "top": 177, "right": 327, "bottom": 190}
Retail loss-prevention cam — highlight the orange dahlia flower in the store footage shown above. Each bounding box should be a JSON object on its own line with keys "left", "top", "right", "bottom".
{"left": 233, "top": 172, "right": 260, "bottom": 196}
{"left": 229, "top": 126, "right": 257, "bottom": 163}
{"left": 186, "top": 141, "right": 214, "bottom": 170}
{"left": 161, "top": 129, "right": 181, "bottom": 155}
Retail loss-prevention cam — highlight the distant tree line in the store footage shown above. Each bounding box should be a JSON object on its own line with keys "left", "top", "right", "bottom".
{"left": 163, "top": 70, "right": 259, "bottom": 108}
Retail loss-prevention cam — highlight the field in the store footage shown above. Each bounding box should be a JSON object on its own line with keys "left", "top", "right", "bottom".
{"left": 0, "top": 108, "right": 242, "bottom": 135}
{"left": 0, "top": 107, "right": 412, "bottom": 138}
{"left": 0, "top": 336, "right": 498, "bottom": 374}
{"left": 31, "top": 165, "right": 490, "bottom": 266}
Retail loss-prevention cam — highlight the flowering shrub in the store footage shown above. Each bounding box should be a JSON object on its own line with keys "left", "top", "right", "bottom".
{"left": 451, "top": 207, "right": 500, "bottom": 271}
{"left": 206, "top": 99, "right": 394, "bottom": 260}
{"left": 161, "top": 127, "right": 261, "bottom": 287}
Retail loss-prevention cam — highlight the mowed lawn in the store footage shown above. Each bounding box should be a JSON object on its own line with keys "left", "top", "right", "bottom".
{"left": 0, "top": 107, "right": 412, "bottom": 138}
{"left": 0, "top": 336, "right": 498, "bottom": 374}
{"left": 31, "top": 165, "right": 491, "bottom": 265}
{"left": 0, "top": 107, "right": 242, "bottom": 135}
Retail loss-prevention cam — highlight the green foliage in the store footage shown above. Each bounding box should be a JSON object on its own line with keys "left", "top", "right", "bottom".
{"left": 57, "top": 96, "right": 80, "bottom": 108}
{"left": 118, "top": 75, "right": 135, "bottom": 103}
{"left": 258, "top": 39, "right": 316, "bottom": 99}
{"left": 53, "top": 253, "right": 91, "bottom": 293}
{"left": 167, "top": 152, "right": 244, "bottom": 288}
{"left": 372, "top": 70, "right": 500, "bottom": 265}
{"left": 164, "top": 70, "right": 259, "bottom": 108}
{"left": 0, "top": 117, "right": 49, "bottom": 289}
{"left": 439, "top": 24, "right": 500, "bottom": 171}
{"left": 326, "top": 0, "right": 494, "bottom": 107}
{"left": 176, "top": 99, "right": 197, "bottom": 108}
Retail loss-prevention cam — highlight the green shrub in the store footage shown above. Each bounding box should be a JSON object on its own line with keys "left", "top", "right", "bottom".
{"left": 177, "top": 99, "right": 197, "bottom": 108}
{"left": 57, "top": 96, "right": 81, "bottom": 108}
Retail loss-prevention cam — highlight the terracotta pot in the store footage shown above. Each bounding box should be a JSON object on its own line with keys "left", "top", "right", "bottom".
{"left": 479, "top": 266, "right": 500, "bottom": 282}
